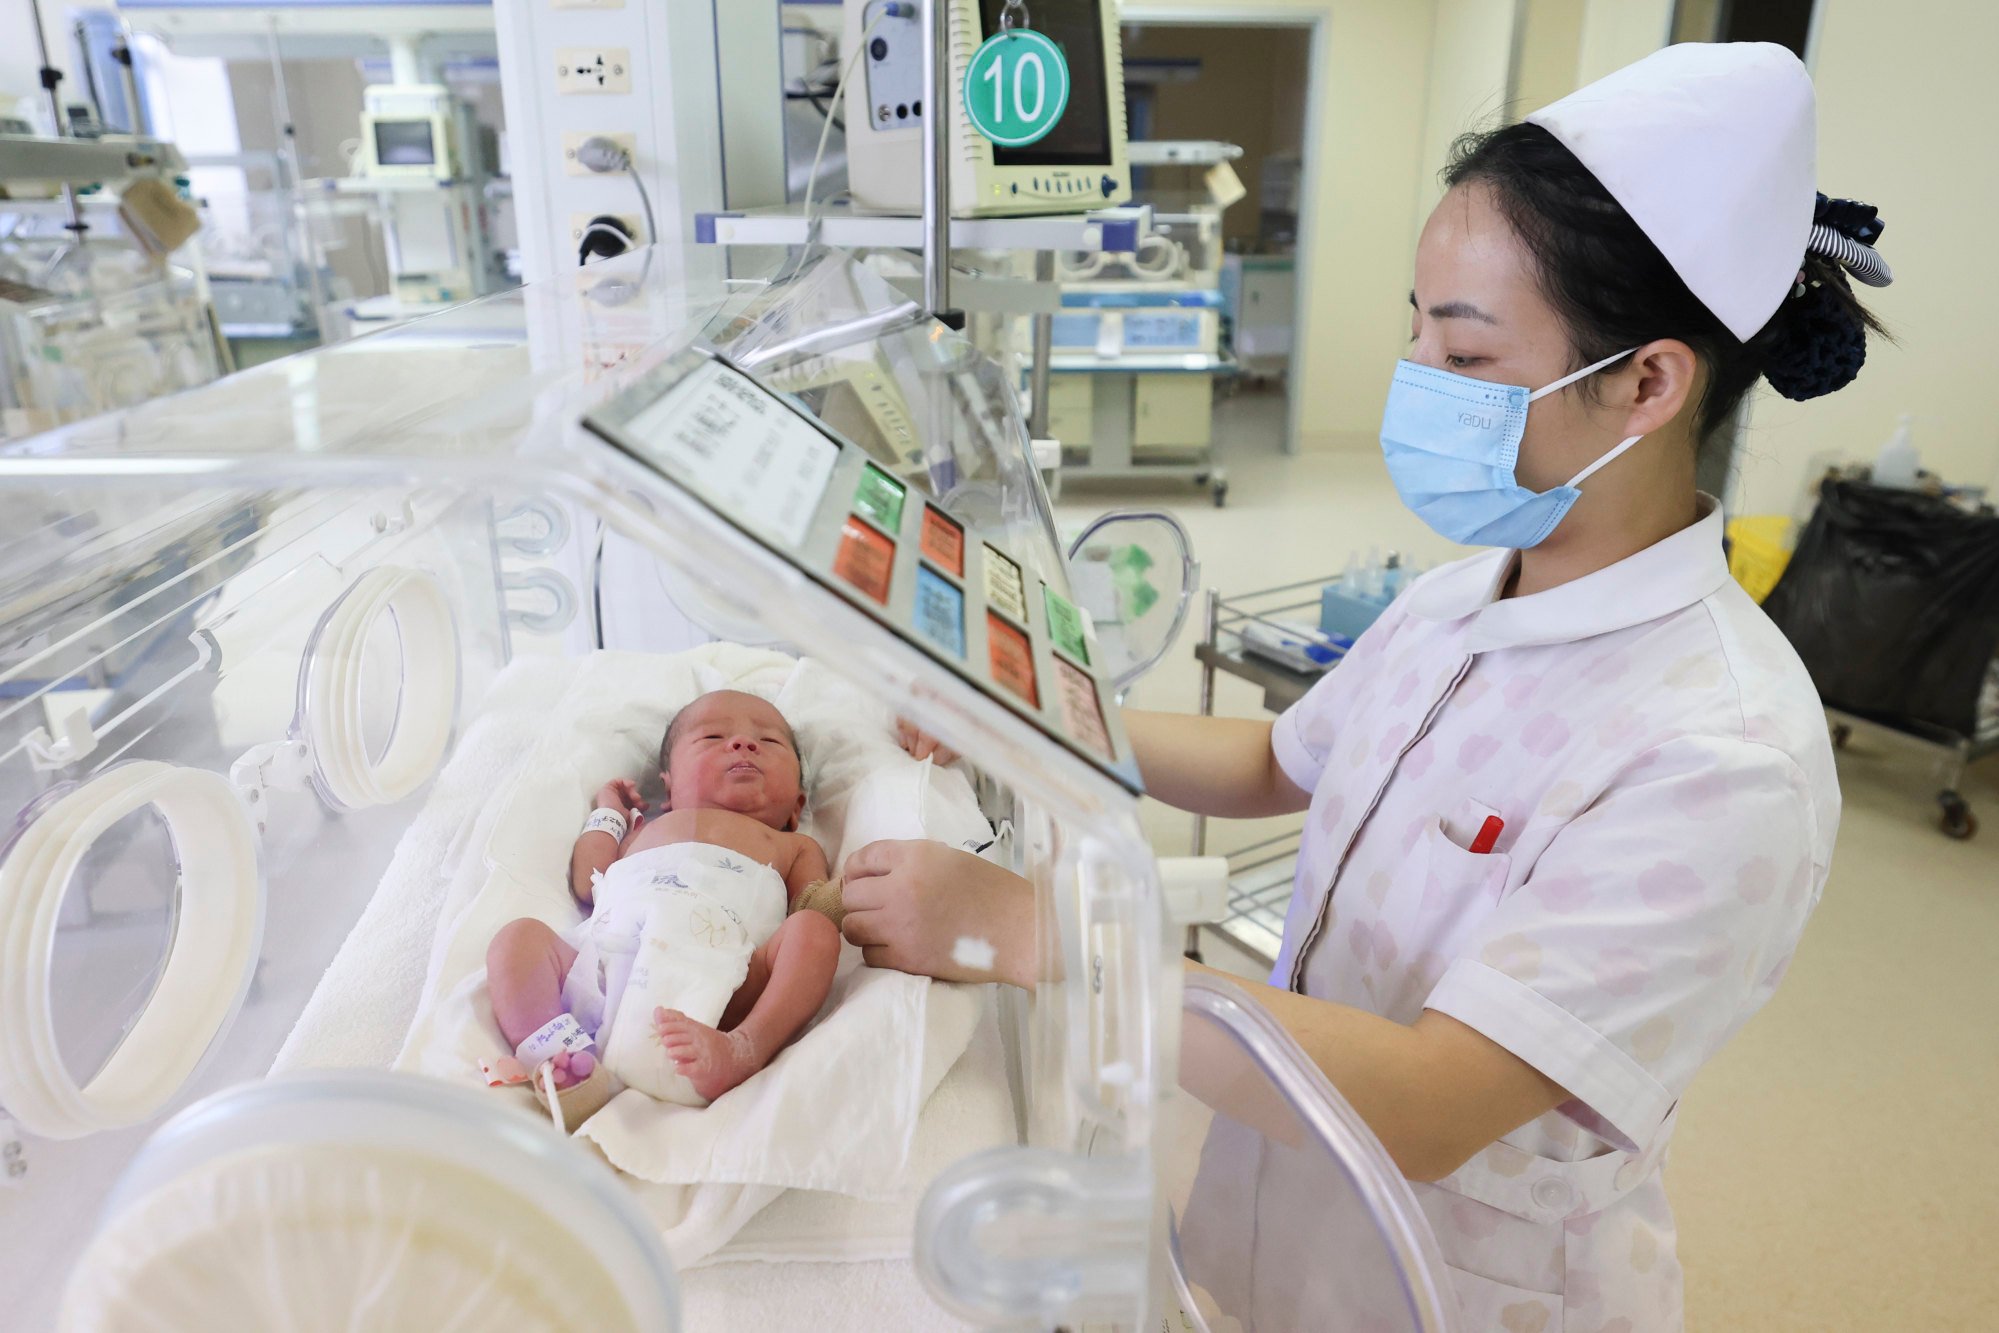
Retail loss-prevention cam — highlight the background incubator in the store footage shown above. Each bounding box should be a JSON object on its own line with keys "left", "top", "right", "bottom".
{"left": 0, "top": 246, "right": 1452, "bottom": 1331}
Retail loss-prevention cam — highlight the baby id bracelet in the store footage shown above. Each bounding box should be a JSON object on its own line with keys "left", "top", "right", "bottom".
{"left": 582, "top": 807, "right": 628, "bottom": 842}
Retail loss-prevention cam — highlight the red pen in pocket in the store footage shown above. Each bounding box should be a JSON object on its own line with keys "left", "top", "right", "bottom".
{"left": 1469, "top": 815, "right": 1505, "bottom": 855}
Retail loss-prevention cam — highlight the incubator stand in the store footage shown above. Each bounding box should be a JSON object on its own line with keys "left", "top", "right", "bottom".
{"left": 0, "top": 246, "right": 1449, "bottom": 1330}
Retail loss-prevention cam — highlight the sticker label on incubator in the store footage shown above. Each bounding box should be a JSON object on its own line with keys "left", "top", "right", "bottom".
{"left": 0, "top": 1113, "right": 24, "bottom": 1189}
{"left": 617, "top": 359, "right": 839, "bottom": 551}
{"left": 852, "top": 464, "right": 907, "bottom": 534}
{"left": 987, "top": 613, "right": 1039, "bottom": 706}
{"left": 1042, "top": 585, "right": 1090, "bottom": 665}
{"left": 914, "top": 566, "right": 967, "bottom": 658}
{"left": 834, "top": 517, "right": 896, "bottom": 605}
{"left": 1054, "top": 658, "right": 1112, "bottom": 761}
{"left": 983, "top": 545, "right": 1029, "bottom": 625}
{"left": 920, "top": 506, "right": 965, "bottom": 577}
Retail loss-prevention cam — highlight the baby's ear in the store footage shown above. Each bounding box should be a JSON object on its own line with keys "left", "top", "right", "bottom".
{"left": 788, "top": 790, "right": 807, "bottom": 832}
{"left": 657, "top": 771, "right": 675, "bottom": 811}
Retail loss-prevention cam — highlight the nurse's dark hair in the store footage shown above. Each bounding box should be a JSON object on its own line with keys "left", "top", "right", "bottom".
{"left": 1442, "top": 122, "right": 1887, "bottom": 447}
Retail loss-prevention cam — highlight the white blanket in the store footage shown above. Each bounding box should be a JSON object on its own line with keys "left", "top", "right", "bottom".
{"left": 392, "top": 647, "right": 999, "bottom": 1266}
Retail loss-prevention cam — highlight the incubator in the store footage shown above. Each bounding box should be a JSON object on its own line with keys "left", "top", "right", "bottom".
{"left": 0, "top": 245, "right": 1450, "bottom": 1330}
{"left": 0, "top": 234, "right": 224, "bottom": 442}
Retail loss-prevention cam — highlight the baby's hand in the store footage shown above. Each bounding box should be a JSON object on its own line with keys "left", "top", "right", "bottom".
{"left": 896, "top": 719, "right": 959, "bottom": 767}
{"left": 594, "top": 777, "right": 643, "bottom": 815}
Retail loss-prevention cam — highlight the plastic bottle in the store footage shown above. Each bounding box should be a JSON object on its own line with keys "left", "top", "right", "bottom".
{"left": 1874, "top": 413, "right": 1919, "bottom": 489}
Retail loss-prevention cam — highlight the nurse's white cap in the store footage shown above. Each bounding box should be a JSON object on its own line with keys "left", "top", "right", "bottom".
{"left": 1527, "top": 42, "right": 1815, "bottom": 343}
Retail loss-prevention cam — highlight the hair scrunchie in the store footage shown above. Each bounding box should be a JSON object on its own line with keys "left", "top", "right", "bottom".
{"left": 1765, "top": 261, "right": 1868, "bottom": 401}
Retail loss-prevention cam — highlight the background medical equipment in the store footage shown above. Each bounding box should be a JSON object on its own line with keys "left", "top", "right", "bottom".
{"left": 1014, "top": 140, "right": 1240, "bottom": 507}
{"left": 1761, "top": 477, "right": 1999, "bottom": 840}
{"left": 1062, "top": 507, "right": 1198, "bottom": 701}
{"left": 842, "top": 0, "right": 1132, "bottom": 217}
{"left": 1320, "top": 548, "right": 1416, "bottom": 642}
{"left": 1220, "top": 251, "right": 1295, "bottom": 379}
{"left": 0, "top": 231, "right": 224, "bottom": 441}
{"left": 1873, "top": 412, "right": 1919, "bottom": 489}
{"left": 1240, "top": 617, "right": 1344, "bottom": 676}
{"left": 341, "top": 82, "right": 504, "bottom": 308}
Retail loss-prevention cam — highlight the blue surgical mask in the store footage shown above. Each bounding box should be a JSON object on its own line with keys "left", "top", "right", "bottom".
{"left": 1379, "top": 348, "right": 1644, "bottom": 549}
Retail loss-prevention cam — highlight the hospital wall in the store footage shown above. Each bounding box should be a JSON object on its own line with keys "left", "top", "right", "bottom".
{"left": 1731, "top": 0, "right": 1999, "bottom": 515}
{"left": 1131, "top": 0, "right": 1436, "bottom": 450}
{"left": 1413, "top": 0, "right": 1522, "bottom": 221}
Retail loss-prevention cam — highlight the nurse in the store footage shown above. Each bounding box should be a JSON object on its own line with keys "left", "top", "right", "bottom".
{"left": 844, "top": 43, "right": 1891, "bottom": 1330}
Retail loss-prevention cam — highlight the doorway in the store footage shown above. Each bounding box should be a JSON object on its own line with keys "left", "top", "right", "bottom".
{"left": 1119, "top": 11, "right": 1321, "bottom": 458}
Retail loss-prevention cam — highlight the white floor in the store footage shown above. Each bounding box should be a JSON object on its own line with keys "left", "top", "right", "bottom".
{"left": 1053, "top": 384, "right": 1999, "bottom": 1332}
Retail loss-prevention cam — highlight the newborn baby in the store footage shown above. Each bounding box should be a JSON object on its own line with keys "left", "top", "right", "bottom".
{"left": 486, "top": 690, "right": 840, "bottom": 1129}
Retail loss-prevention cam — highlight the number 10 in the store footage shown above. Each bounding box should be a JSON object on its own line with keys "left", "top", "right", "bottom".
{"left": 982, "top": 49, "right": 1047, "bottom": 125}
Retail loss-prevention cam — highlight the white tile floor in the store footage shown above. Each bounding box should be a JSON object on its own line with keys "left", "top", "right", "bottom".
{"left": 1054, "top": 383, "right": 1999, "bottom": 1331}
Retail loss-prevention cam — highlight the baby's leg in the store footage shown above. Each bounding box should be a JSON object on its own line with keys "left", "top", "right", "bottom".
{"left": 655, "top": 910, "right": 841, "bottom": 1103}
{"left": 486, "top": 918, "right": 595, "bottom": 1089}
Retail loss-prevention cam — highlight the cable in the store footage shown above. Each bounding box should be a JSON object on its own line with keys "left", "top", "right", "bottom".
{"left": 781, "top": 5, "right": 900, "bottom": 286}
{"left": 625, "top": 159, "right": 656, "bottom": 255}
{"left": 574, "top": 137, "right": 655, "bottom": 262}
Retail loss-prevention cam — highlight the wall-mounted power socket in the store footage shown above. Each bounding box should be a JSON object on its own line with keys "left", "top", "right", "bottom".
{"left": 563, "top": 131, "right": 637, "bottom": 176}
{"left": 554, "top": 48, "right": 631, "bottom": 95}
{"left": 570, "top": 212, "right": 645, "bottom": 250}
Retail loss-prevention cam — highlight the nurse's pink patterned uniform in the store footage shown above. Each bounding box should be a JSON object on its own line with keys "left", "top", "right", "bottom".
{"left": 1272, "top": 498, "right": 1837, "bottom": 1331}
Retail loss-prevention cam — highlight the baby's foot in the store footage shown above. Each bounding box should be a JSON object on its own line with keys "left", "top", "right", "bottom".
{"left": 547, "top": 1049, "right": 597, "bottom": 1090}
{"left": 653, "top": 1006, "right": 760, "bottom": 1102}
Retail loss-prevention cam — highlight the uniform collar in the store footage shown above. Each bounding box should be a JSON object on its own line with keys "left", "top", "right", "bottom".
{"left": 1408, "top": 495, "right": 1731, "bottom": 653}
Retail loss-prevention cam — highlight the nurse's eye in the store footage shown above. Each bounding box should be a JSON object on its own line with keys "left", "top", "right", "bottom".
{"left": 1445, "top": 355, "right": 1485, "bottom": 370}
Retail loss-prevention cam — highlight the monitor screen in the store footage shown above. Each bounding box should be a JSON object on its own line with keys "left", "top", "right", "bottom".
{"left": 978, "top": 0, "right": 1112, "bottom": 168}
{"left": 374, "top": 119, "right": 437, "bottom": 167}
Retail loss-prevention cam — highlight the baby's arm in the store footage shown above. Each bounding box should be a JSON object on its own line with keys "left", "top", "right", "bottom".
{"left": 783, "top": 834, "right": 844, "bottom": 924}
{"left": 784, "top": 834, "right": 831, "bottom": 905}
{"left": 570, "top": 778, "right": 642, "bottom": 905}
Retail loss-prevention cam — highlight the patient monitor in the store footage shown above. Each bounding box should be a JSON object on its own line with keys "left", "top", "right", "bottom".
{"left": 843, "top": 0, "right": 1132, "bottom": 216}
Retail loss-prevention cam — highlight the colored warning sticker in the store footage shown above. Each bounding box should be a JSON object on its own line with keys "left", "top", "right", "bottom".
{"left": 1054, "top": 658, "right": 1113, "bottom": 761}
{"left": 983, "top": 544, "right": 1029, "bottom": 625}
{"left": 920, "top": 505, "right": 965, "bottom": 577}
{"left": 914, "top": 565, "right": 967, "bottom": 658}
{"left": 987, "top": 612, "right": 1038, "bottom": 706}
{"left": 852, "top": 464, "right": 907, "bottom": 534}
{"left": 1042, "top": 584, "right": 1090, "bottom": 666}
{"left": 833, "top": 516, "right": 895, "bottom": 605}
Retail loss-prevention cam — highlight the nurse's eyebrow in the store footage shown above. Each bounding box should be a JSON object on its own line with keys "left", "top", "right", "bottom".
{"left": 1408, "top": 289, "right": 1499, "bottom": 325}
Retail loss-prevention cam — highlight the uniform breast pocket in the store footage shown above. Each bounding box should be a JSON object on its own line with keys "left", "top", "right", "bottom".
{"left": 1415, "top": 797, "right": 1512, "bottom": 921}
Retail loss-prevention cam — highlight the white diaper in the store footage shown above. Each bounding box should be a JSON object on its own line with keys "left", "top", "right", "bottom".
{"left": 562, "top": 842, "right": 789, "bottom": 1106}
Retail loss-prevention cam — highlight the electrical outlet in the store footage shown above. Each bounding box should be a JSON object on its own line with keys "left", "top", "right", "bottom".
{"left": 570, "top": 212, "right": 644, "bottom": 248}
{"left": 555, "top": 48, "right": 632, "bottom": 95}
{"left": 563, "top": 131, "right": 636, "bottom": 176}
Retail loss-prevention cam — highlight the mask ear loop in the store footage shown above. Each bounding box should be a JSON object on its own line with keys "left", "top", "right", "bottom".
{"left": 1526, "top": 346, "right": 1639, "bottom": 402}
{"left": 1564, "top": 432, "right": 1646, "bottom": 489}
{"left": 1525, "top": 346, "right": 1646, "bottom": 490}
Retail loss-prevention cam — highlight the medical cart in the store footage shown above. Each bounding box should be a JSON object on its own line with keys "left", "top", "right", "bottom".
{"left": 1186, "top": 576, "right": 1349, "bottom": 964}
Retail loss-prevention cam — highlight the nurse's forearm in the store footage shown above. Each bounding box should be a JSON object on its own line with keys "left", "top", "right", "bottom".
{"left": 1124, "top": 710, "right": 1311, "bottom": 818}
{"left": 1183, "top": 962, "right": 1568, "bottom": 1183}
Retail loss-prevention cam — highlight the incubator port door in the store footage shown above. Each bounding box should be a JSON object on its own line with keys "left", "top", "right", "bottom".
{"left": 1166, "top": 972, "right": 1457, "bottom": 1332}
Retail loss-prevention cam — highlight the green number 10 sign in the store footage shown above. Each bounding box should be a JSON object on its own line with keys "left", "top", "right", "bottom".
{"left": 962, "top": 29, "right": 1071, "bottom": 148}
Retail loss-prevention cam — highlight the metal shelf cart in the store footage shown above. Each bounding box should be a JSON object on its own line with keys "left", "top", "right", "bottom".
{"left": 1187, "top": 577, "right": 1348, "bottom": 964}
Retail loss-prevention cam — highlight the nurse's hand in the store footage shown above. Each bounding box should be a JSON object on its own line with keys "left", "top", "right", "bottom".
{"left": 840, "top": 840, "right": 1033, "bottom": 989}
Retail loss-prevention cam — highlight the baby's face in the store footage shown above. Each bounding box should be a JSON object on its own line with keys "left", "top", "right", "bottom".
{"left": 661, "top": 691, "right": 805, "bottom": 830}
